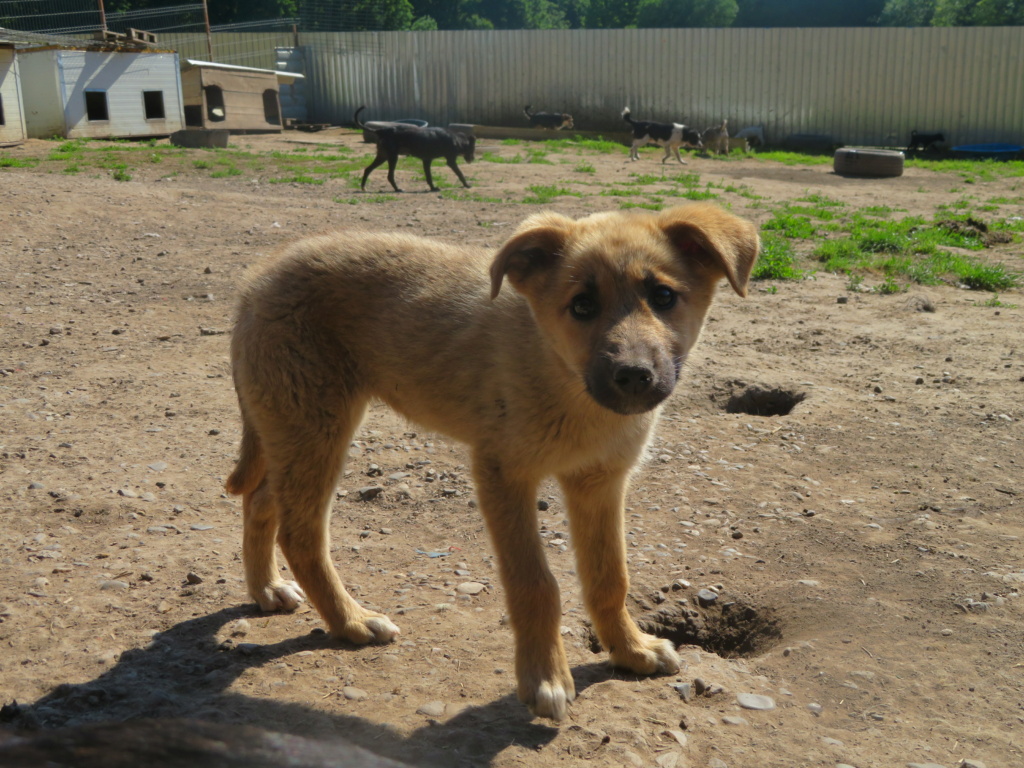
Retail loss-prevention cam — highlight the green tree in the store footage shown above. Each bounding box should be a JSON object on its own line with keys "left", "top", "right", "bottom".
{"left": 635, "top": 0, "right": 739, "bottom": 27}
{"left": 735, "top": 0, "right": 886, "bottom": 26}
{"left": 585, "top": 0, "right": 642, "bottom": 27}
{"left": 877, "top": 0, "right": 937, "bottom": 25}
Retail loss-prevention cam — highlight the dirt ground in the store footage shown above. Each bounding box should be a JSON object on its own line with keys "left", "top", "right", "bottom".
{"left": 1, "top": 129, "right": 1021, "bottom": 768}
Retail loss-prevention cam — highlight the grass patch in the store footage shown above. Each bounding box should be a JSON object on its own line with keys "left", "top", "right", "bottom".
{"left": 762, "top": 211, "right": 817, "bottom": 239}
{"left": 0, "top": 157, "right": 39, "bottom": 168}
{"left": 268, "top": 175, "right": 325, "bottom": 185}
{"left": 440, "top": 189, "right": 504, "bottom": 203}
{"left": 754, "top": 151, "right": 833, "bottom": 166}
{"left": 753, "top": 235, "right": 804, "bottom": 281}
{"left": 542, "top": 136, "right": 624, "bottom": 153}
{"left": 523, "top": 184, "right": 580, "bottom": 204}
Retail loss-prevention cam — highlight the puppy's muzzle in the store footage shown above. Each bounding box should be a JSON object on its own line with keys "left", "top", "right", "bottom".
{"left": 587, "top": 357, "right": 676, "bottom": 415}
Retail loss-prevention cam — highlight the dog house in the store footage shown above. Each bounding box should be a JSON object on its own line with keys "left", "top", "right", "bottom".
{"left": 16, "top": 45, "right": 184, "bottom": 139}
{"left": 0, "top": 43, "right": 27, "bottom": 146}
{"left": 180, "top": 60, "right": 304, "bottom": 133}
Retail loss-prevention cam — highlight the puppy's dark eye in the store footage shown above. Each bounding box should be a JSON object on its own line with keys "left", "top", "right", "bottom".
{"left": 649, "top": 285, "right": 677, "bottom": 310}
{"left": 570, "top": 294, "right": 599, "bottom": 320}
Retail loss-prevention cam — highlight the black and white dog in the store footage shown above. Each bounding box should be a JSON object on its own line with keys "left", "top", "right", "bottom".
{"left": 906, "top": 130, "right": 945, "bottom": 152}
{"left": 621, "top": 107, "right": 702, "bottom": 163}
{"left": 524, "top": 105, "right": 574, "bottom": 130}
{"left": 355, "top": 106, "right": 475, "bottom": 192}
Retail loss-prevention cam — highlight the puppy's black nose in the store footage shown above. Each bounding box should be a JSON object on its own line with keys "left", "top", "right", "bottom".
{"left": 613, "top": 365, "right": 654, "bottom": 396}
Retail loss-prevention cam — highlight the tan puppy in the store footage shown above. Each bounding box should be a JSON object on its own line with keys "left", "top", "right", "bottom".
{"left": 226, "top": 203, "right": 759, "bottom": 721}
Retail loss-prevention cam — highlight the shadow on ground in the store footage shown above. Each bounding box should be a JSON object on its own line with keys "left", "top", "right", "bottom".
{"left": 1, "top": 607, "right": 618, "bottom": 767}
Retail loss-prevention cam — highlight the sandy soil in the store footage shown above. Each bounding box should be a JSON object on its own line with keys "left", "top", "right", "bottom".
{"left": 0, "top": 130, "right": 1022, "bottom": 768}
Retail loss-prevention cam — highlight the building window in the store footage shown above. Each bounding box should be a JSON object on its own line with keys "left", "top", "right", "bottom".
{"left": 204, "top": 85, "right": 225, "bottom": 122}
{"left": 85, "top": 90, "right": 109, "bottom": 121}
{"left": 262, "top": 89, "right": 280, "bottom": 125}
{"left": 143, "top": 90, "right": 165, "bottom": 120}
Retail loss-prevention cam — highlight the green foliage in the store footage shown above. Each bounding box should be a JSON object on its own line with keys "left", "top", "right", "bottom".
{"left": 636, "top": 0, "right": 739, "bottom": 27}
{"left": 523, "top": 184, "right": 580, "bottom": 203}
{"left": 752, "top": 235, "right": 804, "bottom": 281}
{"left": 762, "top": 211, "right": 816, "bottom": 239}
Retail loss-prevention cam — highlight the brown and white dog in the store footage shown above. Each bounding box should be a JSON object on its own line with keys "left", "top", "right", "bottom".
{"left": 226, "top": 204, "right": 760, "bottom": 721}
{"left": 524, "top": 105, "right": 574, "bottom": 130}
{"left": 701, "top": 119, "right": 730, "bottom": 155}
{"left": 621, "top": 107, "right": 702, "bottom": 163}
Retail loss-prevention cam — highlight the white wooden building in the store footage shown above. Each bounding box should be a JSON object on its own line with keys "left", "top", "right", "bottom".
{"left": 0, "top": 43, "right": 27, "bottom": 146}
{"left": 17, "top": 46, "right": 184, "bottom": 140}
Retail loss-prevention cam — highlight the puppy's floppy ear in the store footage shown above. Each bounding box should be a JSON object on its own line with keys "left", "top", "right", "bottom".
{"left": 658, "top": 203, "right": 760, "bottom": 297}
{"left": 490, "top": 212, "right": 574, "bottom": 299}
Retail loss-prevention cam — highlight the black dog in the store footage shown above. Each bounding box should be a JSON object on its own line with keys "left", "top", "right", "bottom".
{"left": 906, "top": 130, "right": 945, "bottom": 152}
{"left": 523, "top": 105, "right": 574, "bottom": 130}
{"left": 621, "top": 107, "right": 702, "bottom": 163}
{"left": 355, "top": 106, "right": 475, "bottom": 192}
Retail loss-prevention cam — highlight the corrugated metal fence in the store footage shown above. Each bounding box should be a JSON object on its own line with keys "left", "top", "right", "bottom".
{"left": 299, "top": 27, "right": 1024, "bottom": 148}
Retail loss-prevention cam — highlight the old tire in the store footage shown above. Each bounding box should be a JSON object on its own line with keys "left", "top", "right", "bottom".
{"left": 833, "top": 148, "right": 904, "bottom": 178}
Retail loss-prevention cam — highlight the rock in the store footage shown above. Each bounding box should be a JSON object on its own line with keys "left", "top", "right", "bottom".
{"left": 807, "top": 702, "right": 823, "bottom": 716}
{"left": 736, "top": 693, "right": 775, "bottom": 710}
{"left": 655, "top": 752, "right": 682, "bottom": 768}
{"left": 343, "top": 686, "right": 369, "bottom": 701}
{"left": 457, "top": 582, "right": 485, "bottom": 595}
{"left": 696, "top": 589, "right": 718, "bottom": 606}
{"left": 672, "top": 682, "right": 693, "bottom": 701}
{"left": 148, "top": 461, "right": 168, "bottom": 471}
{"left": 99, "top": 580, "right": 129, "bottom": 591}
{"left": 416, "top": 701, "right": 446, "bottom": 717}
{"left": 190, "top": 524, "right": 214, "bottom": 531}
{"left": 721, "top": 715, "right": 748, "bottom": 726}
{"left": 357, "top": 485, "right": 384, "bottom": 501}
{"left": 186, "top": 571, "right": 203, "bottom": 584}
{"left": 958, "top": 761, "right": 987, "bottom": 768}
{"left": 661, "top": 729, "right": 688, "bottom": 748}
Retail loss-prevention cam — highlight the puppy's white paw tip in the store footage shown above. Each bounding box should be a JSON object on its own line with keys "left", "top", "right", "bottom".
{"left": 654, "top": 640, "right": 681, "bottom": 674}
{"left": 255, "top": 582, "right": 305, "bottom": 612}
{"left": 365, "top": 616, "right": 401, "bottom": 643}
{"left": 528, "top": 680, "right": 574, "bottom": 722}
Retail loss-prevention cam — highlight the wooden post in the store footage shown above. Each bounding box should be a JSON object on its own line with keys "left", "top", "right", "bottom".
{"left": 202, "top": 0, "right": 214, "bottom": 60}
{"left": 97, "top": 0, "right": 107, "bottom": 33}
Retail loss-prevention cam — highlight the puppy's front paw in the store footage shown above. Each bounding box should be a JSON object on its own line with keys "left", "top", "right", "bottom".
{"left": 523, "top": 678, "right": 575, "bottom": 721}
{"left": 609, "top": 633, "right": 680, "bottom": 676}
{"left": 517, "top": 653, "right": 576, "bottom": 721}
{"left": 333, "top": 611, "right": 400, "bottom": 645}
{"left": 253, "top": 581, "right": 305, "bottom": 612}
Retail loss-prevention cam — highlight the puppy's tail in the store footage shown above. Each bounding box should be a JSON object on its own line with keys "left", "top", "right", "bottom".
{"left": 353, "top": 105, "right": 367, "bottom": 129}
{"left": 621, "top": 106, "right": 633, "bottom": 124}
{"left": 225, "top": 415, "right": 266, "bottom": 496}
{"left": 523, "top": 105, "right": 533, "bottom": 119}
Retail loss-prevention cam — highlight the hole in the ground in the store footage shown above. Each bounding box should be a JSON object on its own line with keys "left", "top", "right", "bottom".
{"left": 724, "top": 385, "right": 805, "bottom": 417}
{"left": 589, "top": 599, "right": 782, "bottom": 659}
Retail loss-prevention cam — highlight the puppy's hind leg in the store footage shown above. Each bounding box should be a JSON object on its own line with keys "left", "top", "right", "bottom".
{"left": 228, "top": 418, "right": 304, "bottom": 611}
{"left": 272, "top": 401, "right": 400, "bottom": 645}
{"left": 243, "top": 480, "right": 305, "bottom": 611}
{"left": 560, "top": 466, "right": 681, "bottom": 677}
{"left": 473, "top": 453, "right": 574, "bottom": 721}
